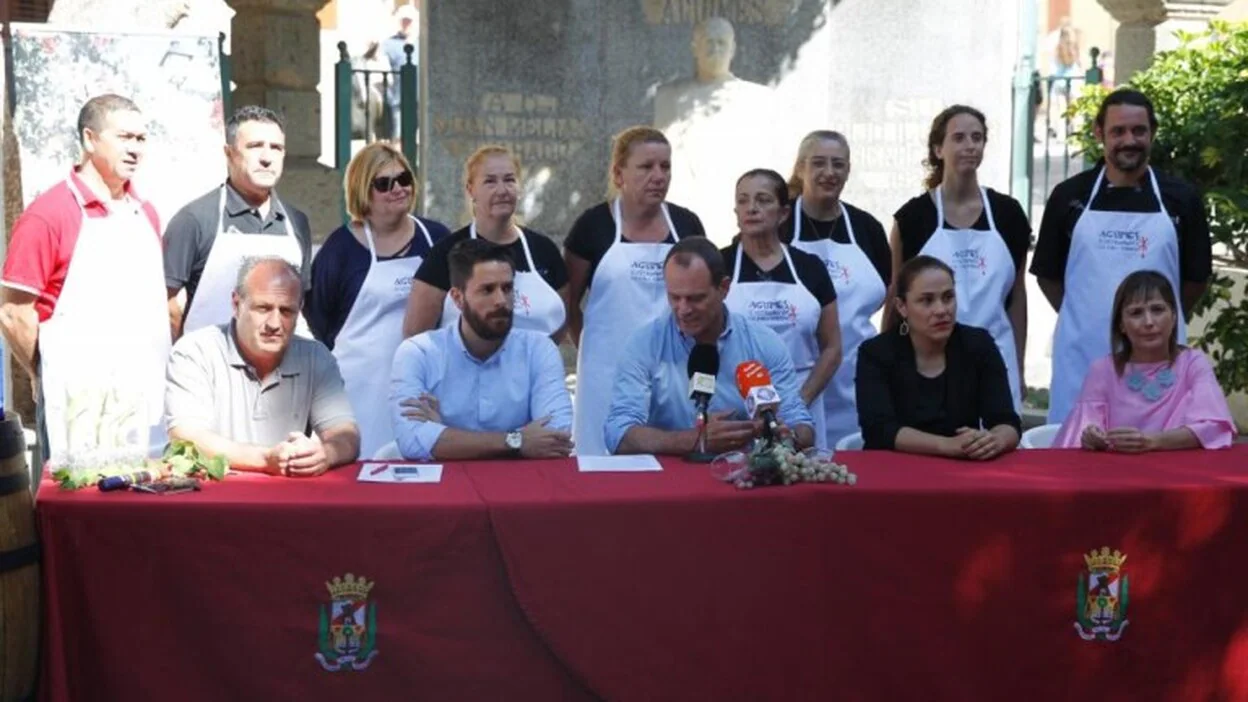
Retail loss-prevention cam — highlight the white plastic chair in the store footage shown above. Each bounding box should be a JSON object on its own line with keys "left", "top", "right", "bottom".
{"left": 372, "top": 441, "right": 404, "bottom": 460}
{"left": 834, "top": 432, "right": 865, "bottom": 451}
{"left": 1020, "top": 423, "right": 1062, "bottom": 449}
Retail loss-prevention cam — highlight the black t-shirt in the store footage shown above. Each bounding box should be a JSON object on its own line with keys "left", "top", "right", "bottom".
{"left": 413, "top": 225, "right": 568, "bottom": 292}
{"left": 163, "top": 183, "right": 314, "bottom": 313}
{"left": 564, "top": 201, "right": 706, "bottom": 284}
{"left": 1029, "top": 167, "right": 1212, "bottom": 283}
{"left": 720, "top": 242, "right": 838, "bottom": 307}
{"left": 780, "top": 201, "right": 892, "bottom": 286}
{"left": 894, "top": 188, "right": 1031, "bottom": 311}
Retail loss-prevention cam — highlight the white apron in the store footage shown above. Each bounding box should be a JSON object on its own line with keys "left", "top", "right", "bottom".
{"left": 573, "top": 200, "right": 680, "bottom": 455}
{"left": 332, "top": 217, "right": 433, "bottom": 458}
{"left": 918, "top": 186, "right": 1022, "bottom": 411}
{"left": 1048, "top": 167, "right": 1183, "bottom": 423}
{"left": 791, "top": 198, "right": 886, "bottom": 447}
{"left": 182, "top": 185, "right": 305, "bottom": 335}
{"left": 39, "top": 178, "right": 171, "bottom": 470}
{"left": 438, "top": 223, "right": 565, "bottom": 336}
{"left": 724, "top": 244, "right": 827, "bottom": 447}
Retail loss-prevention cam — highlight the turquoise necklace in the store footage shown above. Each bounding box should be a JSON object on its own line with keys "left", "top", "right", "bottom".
{"left": 1124, "top": 362, "right": 1176, "bottom": 402}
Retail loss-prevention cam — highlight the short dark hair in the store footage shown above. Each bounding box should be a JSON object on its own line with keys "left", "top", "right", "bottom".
{"left": 1095, "top": 88, "right": 1158, "bottom": 132}
{"left": 448, "top": 239, "right": 514, "bottom": 290}
{"left": 226, "top": 105, "right": 285, "bottom": 145}
{"left": 736, "top": 168, "right": 791, "bottom": 209}
{"left": 664, "top": 237, "right": 727, "bottom": 286}
{"left": 77, "top": 94, "right": 141, "bottom": 145}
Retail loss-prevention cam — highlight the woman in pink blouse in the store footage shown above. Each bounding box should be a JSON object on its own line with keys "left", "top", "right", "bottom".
{"left": 1054, "top": 270, "right": 1237, "bottom": 450}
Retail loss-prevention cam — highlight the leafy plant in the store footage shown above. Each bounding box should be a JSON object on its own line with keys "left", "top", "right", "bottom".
{"left": 51, "top": 439, "right": 227, "bottom": 490}
{"left": 163, "top": 440, "right": 229, "bottom": 482}
{"left": 1066, "top": 21, "right": 1248, "bottom": 392}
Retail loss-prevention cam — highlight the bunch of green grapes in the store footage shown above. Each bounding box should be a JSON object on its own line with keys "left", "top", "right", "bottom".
{"left": 733, "top": 441, "right": 857, "bottom": 490}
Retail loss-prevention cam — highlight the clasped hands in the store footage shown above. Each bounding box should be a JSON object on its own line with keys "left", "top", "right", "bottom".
{"left": 948, "top": 426, "right": 1008, "bottom": 461}
{"left": 265, "top": 432, "right": 329, "bottom": 477}
{"left": 401, "top": 393, "right": 573, "bottom": 458}
{"left": 1080, "top": 424, "right": 1156, "bottom": 453}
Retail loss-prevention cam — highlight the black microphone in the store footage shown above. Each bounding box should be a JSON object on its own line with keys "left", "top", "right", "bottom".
{"left": 686, "top": 344, "right": 719, "bottom": 463}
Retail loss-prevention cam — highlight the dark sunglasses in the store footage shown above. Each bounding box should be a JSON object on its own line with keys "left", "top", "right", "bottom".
{"left": 372, "top": 171, "right": 414, "bottom": 192}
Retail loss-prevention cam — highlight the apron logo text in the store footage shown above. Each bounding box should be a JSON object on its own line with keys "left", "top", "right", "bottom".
{"left": 824, "top": 258, "right": 852, "bottom": 285}
{"left": 951, "top": 247, "right": 988, "bottom": 276}
{"left": 1098, "top": 229, "right": 1149, "bottom": 258}
{"left": 747, "top": 299, "right": 798, "bottom": 324}
{"left": 629, "top": 260, "right": 665, "bottom": 284}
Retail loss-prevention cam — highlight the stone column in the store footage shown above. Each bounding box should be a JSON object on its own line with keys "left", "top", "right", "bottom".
{"left": 1097, "top": 0, "right": 1232, "bottom": 81}
{"left": 225, "top": 0, "right": 341, "bottom": 239}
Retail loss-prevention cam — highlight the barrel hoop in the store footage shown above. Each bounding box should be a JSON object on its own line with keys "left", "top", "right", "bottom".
{"left": 0, "top": 470, "right": 30, "bottom": 496}
{"left": 0, "top": 542, "right": 40, "bottom": 573}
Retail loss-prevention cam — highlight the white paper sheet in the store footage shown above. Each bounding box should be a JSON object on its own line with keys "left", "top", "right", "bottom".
{"left": 357, "top": 462, "right": 444, "bottom": 483}
{"left": 576, "top": 455, "right": 663, "bottom": 472}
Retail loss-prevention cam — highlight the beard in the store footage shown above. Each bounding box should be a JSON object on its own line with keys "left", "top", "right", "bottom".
{"left": 1109, "top": 146, "right": 1148, "bottom": 172}
{"left": 462, "top": 302, "right": 513, "bottom": 340}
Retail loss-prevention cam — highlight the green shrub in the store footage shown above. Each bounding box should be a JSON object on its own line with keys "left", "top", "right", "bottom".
{"left": 1066, "top": 21, "right": 1248, "bottom": 392}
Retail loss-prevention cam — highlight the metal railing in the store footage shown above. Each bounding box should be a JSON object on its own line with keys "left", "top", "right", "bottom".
{"left": 334, "top": 41, "right": 418, "bottom": 173}
{"left": 1012, "top": 46, "right": 1105, "bottom": 220}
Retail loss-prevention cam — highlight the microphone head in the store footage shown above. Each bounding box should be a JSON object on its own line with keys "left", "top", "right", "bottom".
{"left": 688, "top": 343, "right": 720, "bottom": 378}
{"left": 734, "top": 360, "right": 773, "bottom": 397}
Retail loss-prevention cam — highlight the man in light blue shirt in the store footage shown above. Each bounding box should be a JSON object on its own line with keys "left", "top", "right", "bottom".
{"left": 390, "top": 239, "right": 573, "bottom": 460}
{"left": 605, "top": 238, "right": 814, "bottom": 455}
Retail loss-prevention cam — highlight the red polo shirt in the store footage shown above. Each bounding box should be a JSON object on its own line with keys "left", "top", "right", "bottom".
{"left": 2, "top": 170, "right": 161, "bottom": 322}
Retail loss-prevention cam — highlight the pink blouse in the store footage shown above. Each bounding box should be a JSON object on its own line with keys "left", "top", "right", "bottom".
{"left": 1054, "top": 349, "right": 1237, "bottom": 449}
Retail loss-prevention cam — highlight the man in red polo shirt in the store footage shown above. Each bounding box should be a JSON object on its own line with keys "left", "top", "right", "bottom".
{"left": 0, "top": 94, "right": 171, "bottom": 481}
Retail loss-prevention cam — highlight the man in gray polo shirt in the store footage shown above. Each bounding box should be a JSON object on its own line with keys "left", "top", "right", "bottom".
{"left": 165, "top": 256, "right": 360, "bottom": 477}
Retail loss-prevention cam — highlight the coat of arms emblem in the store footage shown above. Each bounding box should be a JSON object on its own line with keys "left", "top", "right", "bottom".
{"left": 1075, "top": 547, "right": 1129, "bottom": 641}
{"left": 316, "top": 573, "right": 379, "bottom": 671}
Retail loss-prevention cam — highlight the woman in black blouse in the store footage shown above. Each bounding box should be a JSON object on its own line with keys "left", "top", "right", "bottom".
{"left": 888, "top": 105, "right": 1030, "bottom": 411}
{"left": 856, "top": 255, "right": 1020, "bottom": 458}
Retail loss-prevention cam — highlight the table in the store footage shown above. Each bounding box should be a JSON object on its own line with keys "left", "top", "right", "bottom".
{"left": 37, "top": 447, "right": 1248, "bottom": 701}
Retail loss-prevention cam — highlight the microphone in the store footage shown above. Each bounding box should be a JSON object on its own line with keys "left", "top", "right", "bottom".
{"left": 735, "top": 361, "right": 781, "bottom": 443}
{"left": 686, "top": 344, "right": 719, "bottom": 463}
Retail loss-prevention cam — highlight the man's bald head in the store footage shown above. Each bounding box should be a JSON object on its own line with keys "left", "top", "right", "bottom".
{"left": 235, "top": 256, "right": 303, "bottom": 304}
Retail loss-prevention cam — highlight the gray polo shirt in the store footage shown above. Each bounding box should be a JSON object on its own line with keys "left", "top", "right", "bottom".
{"left": 162, "top": 182, "right": 314, "bottom": 316}
{"left": 165, "top": 323, "right": 355, "bottom": 446}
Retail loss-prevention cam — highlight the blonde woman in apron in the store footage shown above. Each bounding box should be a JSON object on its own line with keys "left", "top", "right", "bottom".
{"left": 723, "top": 169, "right": 842, "bottom": 449}
{"left": 308, "top": 143, "right": 448, "bottom": 459}
{"left": 565, "top": 126, "right": 706, "bottom": 456}
{"left": 786, "top": 131, "right": 890, "bottom": 448}
{"left": 403, "top": 145, "right": 567, "bottom": 339}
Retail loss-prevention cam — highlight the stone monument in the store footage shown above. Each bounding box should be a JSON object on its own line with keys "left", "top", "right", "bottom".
{"left": 654, "top": 17, "right": 780, "bottom": 244}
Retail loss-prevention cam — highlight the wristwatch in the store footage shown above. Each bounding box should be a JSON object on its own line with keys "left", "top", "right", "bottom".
{"left": 505, "top": 430, "right": 523, "bottom": 454}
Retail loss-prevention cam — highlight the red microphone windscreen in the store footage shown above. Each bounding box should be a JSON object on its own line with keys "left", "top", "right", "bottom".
{"left": 734, "top": 360, "right": 772, "bottom": 396}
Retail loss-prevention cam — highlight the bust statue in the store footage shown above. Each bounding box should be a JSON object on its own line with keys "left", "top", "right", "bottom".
{"left": 653, "top": 17, "right": 778, "bottom": 244}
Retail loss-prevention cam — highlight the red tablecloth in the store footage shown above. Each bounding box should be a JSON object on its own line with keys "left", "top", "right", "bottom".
{"left": 37, "top": 447, "right": 1248, "bottom": 701}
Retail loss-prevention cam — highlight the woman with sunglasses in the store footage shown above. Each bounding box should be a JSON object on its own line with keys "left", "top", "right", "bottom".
{"left": 403, "top": 145, "right": 568, "bottom": 339}
{"left": 307, "top": 143, "right": 449, "bottom": 458}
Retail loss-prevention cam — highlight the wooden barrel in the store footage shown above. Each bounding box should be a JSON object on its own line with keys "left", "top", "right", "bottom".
{"left": 0, "top": 418, "right": 37, "bottom": 701}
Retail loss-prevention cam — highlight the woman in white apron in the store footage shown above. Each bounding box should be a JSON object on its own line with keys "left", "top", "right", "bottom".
{"left": 179, "top": 184, "right": 306, "bottom": 339}
{"left": 402, "top": 145, "right": 567, "bottom": 339}
{"left": 786, "top": 131, "right": 889, "bottom": 448}
{"left": 723, "top": 169, "right": 842, "bottom": 448}
{"left": 1048, "top": 166, "right": 1183, "bottom": 424}
{"left": 565, "top": 126, "right": 706, "bottom": 456}
{"left": 889, "top": 105, "right": 1030, "bottom": 412}
{"left": 308, "top": 144, "right": 446, "bottom": 459}
{"left": 39, "top": 178, "right": 170, "bottom": 477}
